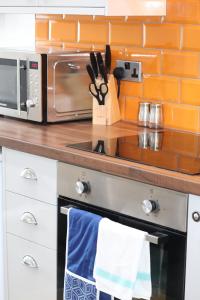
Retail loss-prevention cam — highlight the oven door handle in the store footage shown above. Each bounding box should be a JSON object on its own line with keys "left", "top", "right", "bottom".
{"left": 60, "top": 206, "right": 169, "bottom": 246}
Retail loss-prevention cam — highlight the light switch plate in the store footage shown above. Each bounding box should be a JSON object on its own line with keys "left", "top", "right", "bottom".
{"left": 116, "top": 60, "right": 142, "bottom": 82}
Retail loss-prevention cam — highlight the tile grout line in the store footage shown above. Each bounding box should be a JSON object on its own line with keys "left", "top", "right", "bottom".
{"left": 77, "top": 21, "right": 80, "bottom": 43}
{"left": 178, "top": 78, "right": 181, "bottom": 104}
{"left": 142, "top": 23, "right": 146, "bottom": 48}
{"left": 108, "top": 21, "right": 111, "bottom": 44}
{"left": 48, "top": 20, "right": 51, "bottom": 41}
{"left": 180, "top": 24, "right": 184, "bottom": 50}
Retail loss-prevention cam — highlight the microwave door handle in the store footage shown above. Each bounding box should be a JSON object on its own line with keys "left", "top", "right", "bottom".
{"left": 60, "top": 206, "right": 169, "bottom": 245}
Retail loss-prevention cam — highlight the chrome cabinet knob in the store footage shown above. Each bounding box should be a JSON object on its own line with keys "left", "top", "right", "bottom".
{"left": 22, "top": 256, "right": 38, "bottom": 269}
{"left": 75, "top": 180, "right": 89, "bottom": 195}
{"left": 192, "top": 212, "right": 200, "bottom": 222}
{"left": 20, "top": 212, "right": 38, "bottom": 225}
{"left": 142, "top": 200, "right": 159, "bottom": 215}
{"left": 20, "top": 168, "right": 37, "bottom": 181}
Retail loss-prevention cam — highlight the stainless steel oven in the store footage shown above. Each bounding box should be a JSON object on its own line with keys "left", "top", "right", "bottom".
{"left": 57, "top": 162, "right": 188, "bottom": 300}
{"left": 0, "top": 48, "right": 92, "bottom": 123}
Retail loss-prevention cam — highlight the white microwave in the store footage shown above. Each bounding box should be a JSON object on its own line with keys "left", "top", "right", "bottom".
{"left": 0, "top": 48, "right": 92, "bottom": 123}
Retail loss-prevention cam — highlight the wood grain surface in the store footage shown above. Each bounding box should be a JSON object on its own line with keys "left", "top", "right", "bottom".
{"left": 0, "top": 117, "right": 200, "bottom": 196}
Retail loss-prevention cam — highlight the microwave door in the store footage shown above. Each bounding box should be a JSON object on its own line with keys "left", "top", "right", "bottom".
{"left": 53, "top": 58, "right": 91, "bottom": 114}
{"left": 0, "top": 58, "right": 18, "bottom": 111}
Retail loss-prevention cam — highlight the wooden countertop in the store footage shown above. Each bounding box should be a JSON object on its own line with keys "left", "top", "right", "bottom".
{"left": 0, "top": 117, "right": 200, "bottom": 196}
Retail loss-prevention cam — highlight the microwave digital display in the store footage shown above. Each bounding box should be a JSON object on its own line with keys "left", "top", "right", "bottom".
{"left": 30, "top": 61, "right": 38, "bottom": 70}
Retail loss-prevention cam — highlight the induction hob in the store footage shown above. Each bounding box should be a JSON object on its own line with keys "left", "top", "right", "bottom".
{"left": 67, "top": 130, "right": 200, "bottom": 175}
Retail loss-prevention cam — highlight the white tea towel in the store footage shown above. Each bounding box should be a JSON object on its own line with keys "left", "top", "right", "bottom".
{"left": 93, "top": 218, "right": 152, "bottom": 300}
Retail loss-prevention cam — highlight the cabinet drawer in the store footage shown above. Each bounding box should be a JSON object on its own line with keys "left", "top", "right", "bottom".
{"left": 4, "top": 148, "right": 57, "bottom": 204}
{"left": 7, "top": 234, "right": 57, "bottom": 300}
{"left": 6, "top": 192, "right": 57, "bottom": 250}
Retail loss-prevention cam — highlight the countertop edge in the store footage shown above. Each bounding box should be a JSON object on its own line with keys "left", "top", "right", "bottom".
{"left": 1, "top": 136, "right": 200, "bottom": 196}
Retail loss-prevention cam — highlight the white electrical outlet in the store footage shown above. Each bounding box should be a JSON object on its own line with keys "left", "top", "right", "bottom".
{"left": 116, "top": 60, "right": 142, "bottom": 82}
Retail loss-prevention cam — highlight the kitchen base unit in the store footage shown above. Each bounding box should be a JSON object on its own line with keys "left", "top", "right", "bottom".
{"left": 7, "top": 234, "right": 57, "bottom": 300}
{"left": 3, "top": 145, "right": 200, "bottom": 300}
{"left": 2, "top": 148, "right": 57, "bottom": 300}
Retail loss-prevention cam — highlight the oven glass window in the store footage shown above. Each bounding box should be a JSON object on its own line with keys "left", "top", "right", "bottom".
{"left": 0, "top": 59, "right": 17, "bottom": 109}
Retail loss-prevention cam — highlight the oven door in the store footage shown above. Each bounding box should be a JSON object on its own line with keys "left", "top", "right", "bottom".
{"left": 0, "top": 58, "right": 27, "bottom": 115}
{"left": 57, "top": 197, "right": 186, "bottom": 300}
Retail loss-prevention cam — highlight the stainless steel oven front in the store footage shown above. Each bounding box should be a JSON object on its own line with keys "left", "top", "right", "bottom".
{"left": 57, "top": 162, "right": 188, "bottom": 300}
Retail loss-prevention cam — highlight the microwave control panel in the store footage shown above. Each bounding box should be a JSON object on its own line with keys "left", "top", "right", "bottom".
{"left": 28, "top": 59, "right": 41, "bottom": 106}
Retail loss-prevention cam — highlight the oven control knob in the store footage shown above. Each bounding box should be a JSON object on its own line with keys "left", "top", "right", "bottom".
{"left": 142, "top": 200, "right": 159, "bottom": 215}
{"left": 75, "top": 181, "right": 89, "bottom": 195}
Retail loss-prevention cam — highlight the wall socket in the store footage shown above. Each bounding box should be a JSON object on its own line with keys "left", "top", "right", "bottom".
{"left": 116, "top": 60, "right": 142, "bottom": 82}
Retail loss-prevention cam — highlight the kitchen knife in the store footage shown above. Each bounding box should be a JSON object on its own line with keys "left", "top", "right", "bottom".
{"left": 99, "top": 63, "right": 108, "bottom": 84}
{"left": 96, "top": 52, "right": 108, "bottom": 83}
{"left": 105, "top": 44, "right": 111, "bottom": 74}
{"left": 96, "top": 52, "right": 104, "bottom": 69}
{"left": 86, "top": 64, "right": 96, "bottom": 84}
{"left": 90, "top": 52, "right": 98, "bottom": 78}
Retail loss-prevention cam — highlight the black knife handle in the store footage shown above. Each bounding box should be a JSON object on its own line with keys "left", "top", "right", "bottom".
{"left": 105, "top": 44, "right": 111, "bottom": 74}
{"left": 90, "top": 52, "right": 98, "bottom": 78}
{"left": 99, "top": 63, "right": 108, "bottom": 84}
{"left": 94, "top": 140, "right": 106, "bottom": 154}
{"left": 96, "top": 52, "right": 104, "bottom": 68}
{"left": 86, "top": 64, "right": 96, "bottom": 84}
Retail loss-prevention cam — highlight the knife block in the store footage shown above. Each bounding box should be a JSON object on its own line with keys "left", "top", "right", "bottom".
{"left": 92, "top": 74, "right": 121, "bottom": 126}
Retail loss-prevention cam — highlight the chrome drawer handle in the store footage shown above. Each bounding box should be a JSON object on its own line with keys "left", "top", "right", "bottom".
{"left": 21, "top": 212, "right": 38, "bottom": 225}
{"left": 22, "top": 256, "right": 38, "bottom": 269}
{"left": 20, "top": 168, "right": 37, "bottom": 181}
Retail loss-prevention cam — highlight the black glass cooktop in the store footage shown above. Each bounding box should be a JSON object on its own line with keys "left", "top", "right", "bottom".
{"left": 68, "top": 130, "right": 200, "bottom": 175}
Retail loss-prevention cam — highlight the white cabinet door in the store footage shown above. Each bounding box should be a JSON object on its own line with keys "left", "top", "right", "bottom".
{"left": 7, "top": 234, "right": 57, "bottom": 300}
{"left": 6, "top": 192, "right": 57, "bottom": 250}
{"left": 0, "top": 0, "right": 37, "bottom": 6}
{"left": 4, "top": 148, "right": 57, "bottom": 205}
{"left": 38, "top": 0, "right": 166, "bottom": 16}
{"left": 38, "top": 0, "right": 104, "bottom": 6}
{"left": 107, "top": 0, "right": 166, "bottom": 16}
{"left": 37, "top": 0, "right": 105, "bottom": 14}
{"left": 0, "top": 156, "right": 4, "bottom": 300}
{"left": 0, "top": 0, "right": 166, "bottom": 15}
{"left": 185, "top": 194, "right": 200, "bottom": 300}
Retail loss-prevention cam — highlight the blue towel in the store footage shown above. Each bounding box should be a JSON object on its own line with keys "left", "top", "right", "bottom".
{"left": 67, "top": 208, "right": 102, "bottom": 281}
{"left": 64, "top": 208, "right": 112, "bottom": 300}
{"left": 64, "top": 273, "right": 97, "bottom": 300}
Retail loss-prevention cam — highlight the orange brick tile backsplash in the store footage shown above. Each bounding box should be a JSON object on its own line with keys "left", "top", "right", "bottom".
{"left": 36, "top": 0, "right": 200, "bottom": 133}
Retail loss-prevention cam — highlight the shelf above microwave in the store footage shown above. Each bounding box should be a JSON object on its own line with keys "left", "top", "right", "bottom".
{"left": 0, "top": 0, "right": 166, "bottom": 16}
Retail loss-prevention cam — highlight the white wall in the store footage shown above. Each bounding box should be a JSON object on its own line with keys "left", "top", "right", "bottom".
{"left": 0, "top": 14, "right": 35, "bottom": 49}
